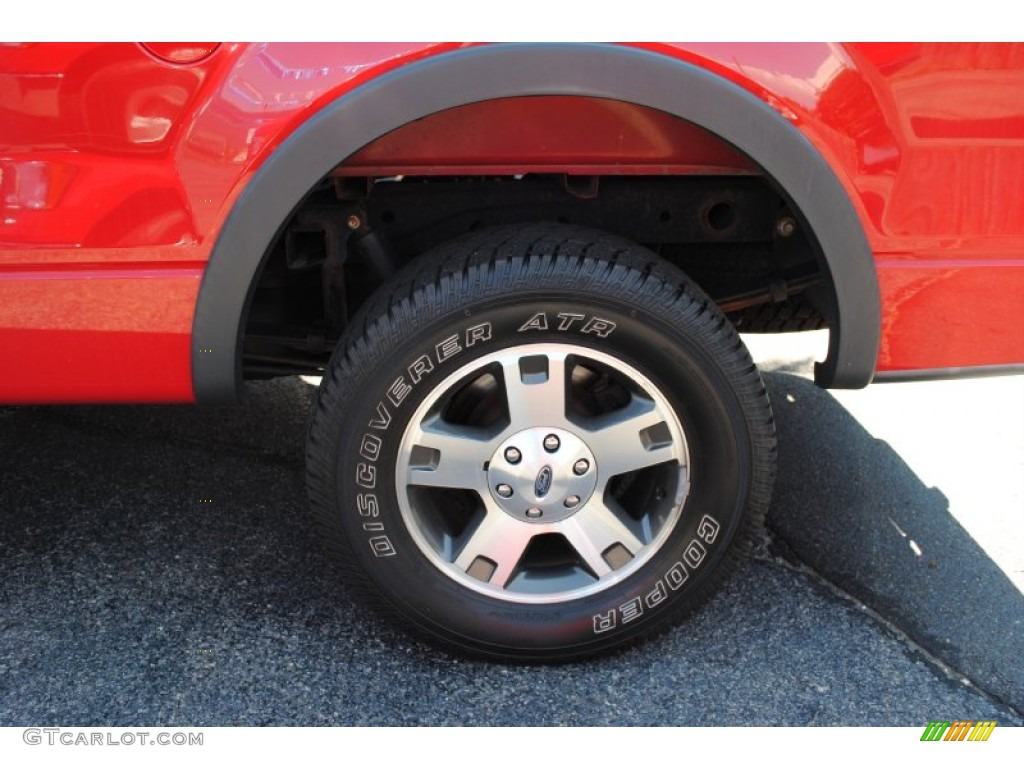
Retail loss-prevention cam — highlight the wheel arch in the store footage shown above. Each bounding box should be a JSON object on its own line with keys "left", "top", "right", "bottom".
{"left": 192, "top": 42, "right": 880, "bottom": 402}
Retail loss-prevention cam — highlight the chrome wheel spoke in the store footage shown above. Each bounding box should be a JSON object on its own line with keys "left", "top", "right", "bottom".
{"left": 454, "top": 503, "right": 536, "bottom": 588}
{"left": 584, "top": 396, "right": 681, "bottom": 479}
{"left": 407, "top": 421, "right": 493, "bottom": 490}
{"left": 500, "top": 352, "right": 570, "bottom": 429}
{"left": 558, "top": 498, "right": 644, "bottom": 578}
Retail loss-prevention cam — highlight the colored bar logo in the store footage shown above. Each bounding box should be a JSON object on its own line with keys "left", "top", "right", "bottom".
{"left": 920, "top": 721, "right": 997, "bottom": 741}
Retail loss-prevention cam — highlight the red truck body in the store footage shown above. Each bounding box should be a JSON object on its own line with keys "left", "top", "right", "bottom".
{"left": 1, "top": 42, "right": 1022, "bottom": 403}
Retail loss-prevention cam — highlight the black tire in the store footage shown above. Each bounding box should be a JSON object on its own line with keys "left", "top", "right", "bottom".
{"left": 728, "top": 295, "right": 826, "bottom": 333}
{"left": 307, "top": 223, "right": 776, "bottom": 660}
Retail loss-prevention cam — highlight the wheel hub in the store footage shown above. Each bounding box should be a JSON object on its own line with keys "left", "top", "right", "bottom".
{"left": 487, "top": 427, "right": 597, "bottom": 523}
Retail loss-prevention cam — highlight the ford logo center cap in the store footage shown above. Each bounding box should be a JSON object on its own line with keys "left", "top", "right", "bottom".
{"left": 534, "top": 466, "right": 553, "bottom": 498}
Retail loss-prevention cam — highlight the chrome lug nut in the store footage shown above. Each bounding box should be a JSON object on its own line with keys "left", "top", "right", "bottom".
{"left": 573, "top": 459, "right": 590, "bottom": 475}
{"left": 526, "top": 507, "right": 543, "bottom": 518}
{"left": 496, "top": 484, "right": 513, "bottom": 498}
{"left": 543, "top": 434, "right": 560, "bottom": 453}
{"left": 504, "top": 447, "right": 522, "bottom": 464}
{"left": 564, "top": 495, "right": 581, "bottom": 508}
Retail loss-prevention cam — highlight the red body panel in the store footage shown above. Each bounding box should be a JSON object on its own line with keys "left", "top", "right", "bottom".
{"left": 1, "top": 42, "right": 1022, "bottom": 402}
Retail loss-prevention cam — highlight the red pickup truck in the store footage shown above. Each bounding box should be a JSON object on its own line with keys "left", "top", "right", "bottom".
{"left": 2, "top": 43, "right": 1022, "bottom": 659}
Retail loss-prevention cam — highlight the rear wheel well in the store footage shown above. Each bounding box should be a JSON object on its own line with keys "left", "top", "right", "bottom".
{"left": 192, "top": 44, "right": 878, "bottom": 400}
{"left": 242, "top": 171, "right": 829, "bottom": 379}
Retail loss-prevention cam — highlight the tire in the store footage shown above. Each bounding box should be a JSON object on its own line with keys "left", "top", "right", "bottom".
{"left": 728, "top": 295, "right": 826, "bottom": 333}
{"left": 307, "top": 223, "right": 776, "bottom": 660}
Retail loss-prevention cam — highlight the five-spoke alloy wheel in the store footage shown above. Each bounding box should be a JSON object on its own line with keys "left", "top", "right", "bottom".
{"left": 396, "top": 343, "right": 690, "bottom": 603}
{"left": 307, "top": 224, "right": 776, "bottom": 660}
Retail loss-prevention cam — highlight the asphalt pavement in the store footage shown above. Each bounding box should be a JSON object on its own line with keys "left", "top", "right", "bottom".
{"left": 0, "top": 334, "right": 1021, "bottom": 726}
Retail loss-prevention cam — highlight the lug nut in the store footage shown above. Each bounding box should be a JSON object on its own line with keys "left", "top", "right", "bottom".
{"left": 564, "top": 495, "right": 581, "bottom": 508}
{"left": 543, "top": 434, "right": 560, "bottom": 453}
{"left": 573, "top": 459, "right": 590, "bottom": 475}
{"left": 504, "top": 447, "right": 522, "bottom": 464}
{"left": 526, "top": 507, "right": 543, "bottom": 518}
{"left": 496, "top": 484, "right": 513, "bottom": 498}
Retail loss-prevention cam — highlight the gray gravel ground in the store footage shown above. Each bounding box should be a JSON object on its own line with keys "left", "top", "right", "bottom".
{"left": 0, "top": 367, "right": 1021, "bottom": 726}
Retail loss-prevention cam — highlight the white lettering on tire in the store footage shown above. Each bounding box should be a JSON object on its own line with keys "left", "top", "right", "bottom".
{"left": 591, "top": 516, "right": 720, "bottom": 635}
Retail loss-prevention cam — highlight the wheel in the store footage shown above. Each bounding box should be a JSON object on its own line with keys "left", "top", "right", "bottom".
{"left": 307, "top": 223, "right": 776, "bottom": 660}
